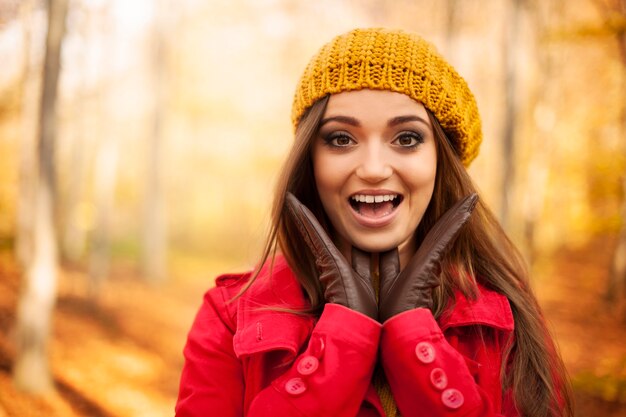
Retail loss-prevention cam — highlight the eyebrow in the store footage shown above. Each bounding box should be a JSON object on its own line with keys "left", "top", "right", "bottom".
{"left": 319, "top": 115, "right": 361, "bottom": 127}
{"left": 387, "top": 115, "right": 430, "bottom": 127}
{"left": 319, "top": 114, "right": 429, "bottom": 128}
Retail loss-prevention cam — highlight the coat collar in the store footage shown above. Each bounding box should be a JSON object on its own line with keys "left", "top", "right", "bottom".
{"left": 439, "top": 284, "right": 514, "bottom": 333}
{"left": 232, "top": 256, "right": 315, "bottom": 358}
{"left": 232, "top": 256, "right": 514, "bottom": 357}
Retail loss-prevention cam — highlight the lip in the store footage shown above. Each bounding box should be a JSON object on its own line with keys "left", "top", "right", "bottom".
{"left": 348, "top": 189, "right": 402, "bottom": 228}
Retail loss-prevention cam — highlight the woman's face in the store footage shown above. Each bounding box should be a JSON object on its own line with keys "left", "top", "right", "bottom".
{"left": 312, "top": 89, "right": 437, "bottom": 257}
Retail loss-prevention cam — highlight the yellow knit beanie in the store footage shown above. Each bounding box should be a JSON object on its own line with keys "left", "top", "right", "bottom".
{"left": 291, "top": 28, "right": 482, "bottom": 166}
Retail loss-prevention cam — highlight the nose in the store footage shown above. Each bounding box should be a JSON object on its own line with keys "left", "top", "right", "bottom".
{"left": 355, "top": 143, "right": 393, "bottom": 183}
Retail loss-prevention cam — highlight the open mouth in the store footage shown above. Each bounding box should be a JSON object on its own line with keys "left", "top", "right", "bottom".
{"left": 349, "top": 193, "right": 403, "bottom": 218}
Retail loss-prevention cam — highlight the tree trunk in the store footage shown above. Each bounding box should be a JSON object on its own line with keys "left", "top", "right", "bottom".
{"left": 606, "top": 0, "right": 626, "bottom": 317}
{"left": 61, "top": 73, "right": 88, "bottom": 263}
{"left": 521, "top": 0, "right": 561, "bottom": 265}
{"left": 16, "top": 0, "right": 37, "bottom": 270}
{"left": 609, "top": 171, "right": 626, "bottom": 315}
{"left": 63, "top": 1, "right": 98, "bottom": 265}
{"left": 445, "top": 0, "right": 460, "bottom": 55}
{"left": 61, "top": 128, "right": 87, "bottom": 263}
{"left": 141, "top": 0, "right": 169, "bottom": 283}
{"left": 499, "top": 0, "right": 521, "bottom": 231}
{"left": 13, "top": 0, "right": 68, "bottom": 393}
{"left": 89, "top": 139, "right": 118, "bottom": 296}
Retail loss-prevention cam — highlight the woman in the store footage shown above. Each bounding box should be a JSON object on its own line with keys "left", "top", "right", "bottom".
{"left": 176, "top": 28, "right": 574, "bottom": 417}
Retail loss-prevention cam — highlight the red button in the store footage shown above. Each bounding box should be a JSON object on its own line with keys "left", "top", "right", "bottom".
{"left": 441, "top": 388, "right": 464, "bottom": 409}
{"left": 430, "top": 368, "right": 448, "bottom": 390}
{"left": 415, "top": 341, "right": 435, "bottom": 364}
{"left": 297, "top": 355, "right": 319, "bottom": 376}
{"left": 285, "top": 377, "right": 307, "bottom": 395}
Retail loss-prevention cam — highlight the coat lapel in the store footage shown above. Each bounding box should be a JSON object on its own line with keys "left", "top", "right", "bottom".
{"left": 439, "top": 284, "right": 514, "bottom": 332}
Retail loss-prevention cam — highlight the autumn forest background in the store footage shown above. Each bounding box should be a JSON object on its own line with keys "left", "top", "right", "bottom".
{"left": 0, "top": 0, "right": 626, "bottom": 416}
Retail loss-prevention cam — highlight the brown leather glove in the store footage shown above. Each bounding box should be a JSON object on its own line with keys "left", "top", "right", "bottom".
{"left": 378, "top": 194, "right": 479, "bottom": 323}
{"left": 284, "top": 193, "right": 378, "bottom": 319}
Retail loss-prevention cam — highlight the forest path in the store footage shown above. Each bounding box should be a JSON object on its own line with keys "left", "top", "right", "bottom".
{"left": 0, "top": 237, "right": 625, "bottom": 416}
{"left": 538, "top": 235, "right": 626, "bottom": 416}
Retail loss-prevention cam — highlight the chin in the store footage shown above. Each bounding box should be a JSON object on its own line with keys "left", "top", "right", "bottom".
{"left": 350, "top": 236, "right": 404, "bottom": 253}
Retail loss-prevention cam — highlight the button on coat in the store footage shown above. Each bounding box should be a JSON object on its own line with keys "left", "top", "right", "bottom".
{"left": 297, "top": 356, "right": 319, "bottom": 376}
{"left": 285, "top": 377, "right": 307, "bottom": 396}
{"left": 430, "top": 368, "right": 448, "bottom": 390}
{"left": 441, "top": 388, "right": 465, "bottom": 409}
{"left": 415, "top": 341, "right": 436, "bottom": 364}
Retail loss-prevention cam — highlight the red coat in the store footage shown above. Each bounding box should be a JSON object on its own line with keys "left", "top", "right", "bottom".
{"left": 176, "top": 255, "right": 518, "bottom": 416}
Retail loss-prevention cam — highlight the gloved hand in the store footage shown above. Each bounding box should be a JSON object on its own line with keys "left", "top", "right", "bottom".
{"left": 378, "top": 194, "right": 479, "bottom": 323}
{"left": 284, "top": 193, "right": 378, "bottom": 319}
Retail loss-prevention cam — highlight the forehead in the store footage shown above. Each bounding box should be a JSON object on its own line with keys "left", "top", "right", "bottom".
{"left": 324, "top": 89, "right": 429, "bottom": 120}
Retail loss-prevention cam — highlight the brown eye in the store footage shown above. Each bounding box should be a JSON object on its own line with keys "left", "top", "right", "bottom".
{"left": 393, "top": 132, "right": 424, "bottom": 148}
{"left": 335, "top": 136, "right": 351, "bottom": 146}
{"left": 324, "top": 132, "right": 355, "bottom": 148}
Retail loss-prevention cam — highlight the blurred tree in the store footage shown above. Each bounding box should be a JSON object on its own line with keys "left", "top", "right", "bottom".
{"left": 62, "top": 117, "right": 88, "bottom": 263}
{"left": 61, "top": 1, "right": 90, "bottom": 264}
{"left": 15, "top": 0, "right": 38, "bottom": 270}
{"left": 445, "top": 0, "right": 459, "bottom": 52}
{"left": 520, "top": 0, "right": 562, "bottom": 264}
{"left": 13, "top": 0, "right": 68, "bottom": 393}
{"left": 601, "top": 0, "right": 626, "bottom": 317}
{"left": 87, "top": 3, "right": 117, "bottom": 295}
{"left": 500, "top": 0, "right": 523, "bottom": 231}
{"left": 89, "top": 140, "right": 118, "bottom": 295}
{"left": 142, "top": 0, "right": 170, "bottom": 283}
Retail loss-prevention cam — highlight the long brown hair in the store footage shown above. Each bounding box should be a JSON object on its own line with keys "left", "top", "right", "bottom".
{"left": 245, "top": 95, "right": 574, "bottom": 416}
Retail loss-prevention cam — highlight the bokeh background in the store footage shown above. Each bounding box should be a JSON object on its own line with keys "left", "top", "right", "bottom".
{"left": 0, "top": 0, "right": 625, "bottom": 416}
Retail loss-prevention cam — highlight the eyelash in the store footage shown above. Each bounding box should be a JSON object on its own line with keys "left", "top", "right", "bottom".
{"left": 321, "top": 131, "right": 425, "bottom": 149}
{"left": 393, "top": 131, "right": 425, "bottom": 149}
{"left": 323, "top": 132, "right": 354, "bottom": 148}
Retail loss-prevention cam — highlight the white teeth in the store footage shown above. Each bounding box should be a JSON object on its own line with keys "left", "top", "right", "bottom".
{"left": 351, "top": 194, "right": 398, "bottom": 203}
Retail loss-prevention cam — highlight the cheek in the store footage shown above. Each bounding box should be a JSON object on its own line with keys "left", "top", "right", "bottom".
{"left": 313, "top": 151, "right": 349, "bottom": 197}
{"left": 410, "top": 165, "right": 437, "bottom": 188}
{"left": 312, "top": 154, "right": 339, "bottom": 209}
{"left": 403, "top": 152, "right": 437, "bottom": 193}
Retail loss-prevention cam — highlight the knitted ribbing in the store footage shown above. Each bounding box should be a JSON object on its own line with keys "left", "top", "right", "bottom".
{"left": 371, "top": 270, "right": 400, "bottom": 416}
{"left": 373, "top": 366, "right": 400, "bottom": 417}
{"left": 291, "top": 28, "right": 482, "bottom": 166}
